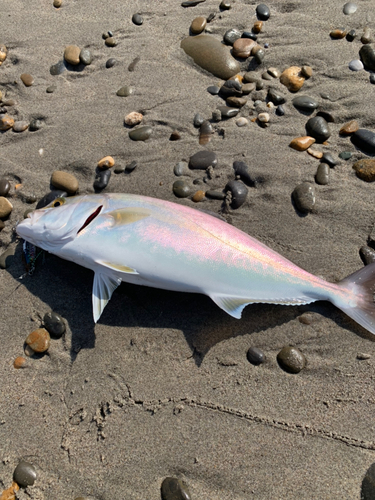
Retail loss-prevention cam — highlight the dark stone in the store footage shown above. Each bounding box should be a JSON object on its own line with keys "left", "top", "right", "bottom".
{"left": 189, "top": 151, "right": 218, "bottom": 169}
{"left": 292, "top": 96, "right": 318, "bottom": 112}
{"left": 361, "top": 462, "right": 375, "bottom": 499}
{"left": 370, "top": 74, "right": 375, "bottom": 84}
{"left": 29, "top": 119, "right": 43, "bottom": 131}
{"left": 292, "top": 182, "right": 315, "bottom": 213}
{"left": 223, "top": 79, "right": 242, "bottom": 91}
{"left": 225, "top": 180, "right": 248, "bottom": 208}
{"left": 352, "top": 129, "right": 375, "bottom": 155}
{"left": 170, "top": 131, "right": 181, "bottom": 141}
{"left": 43, "top": 312, "right": 66, "bottom": 339}
{"left": 0, "top": 178, "right": 10, "bottom": 196}
{"left": 205, "top": 189, "right": 225, "bottom": 200}
{"left": 360, "top": 44, "right": 375, "bottom": 71}
{"left": 316, "top": 111, "right": 335, "bottom": 123}
{"left": 206, "top": 12, "right": 215, "bottom": 22}
{"left": 315, "top": 163, "right": 329, "bottom": 185}
{"left": 193, "top": 113, "right": 204, "bottom": 127}
{"left": 220, "top": 0, "right": 231, "bottom": 9}
{"left": 242, "top": 31, "right": 258, "bottom": 41}
{"left": 181, "top": 0, "right": 206, "bottom": 6}
{"left": 36, "top": 190, "right": 67, "bottom": 209}
{"left": 277, "top": 346, "right": 306, "bottom": 373}
{"left": 207, "top": 85, "right": 220, "bottom": 95}
{"left": 173, "top": 180, "right": 191, "bottom": 198}
{"left": 161, "top": 477, "right": 191, "bottom": 500}
{"left": 346, "top": 29, "right": 356, "bottom": 41}
{"left": 106, "top": 58, "right": 117, "bottom": 68}
{"left": 267, "top": 88, "right": 286, "bottom": 105}
{"left": 129, "top": 126, "right": 152, "bottom": 141}
{"left": 132, "top": 13, "right": 143, "bottom": 25}
{"left": 217, "top": 106, "right": 239, "bottom": 118}
{"left": 305, "top": 116, "right": 331, "bottom": 142}
{"left": 321, "top": 152, "right": 339, "bottom": 167}
{"left": 199, "top": 120, "right": 213, "bottom": 145}
{"left": 254, "top": 48, "right": 265, "bottom": 63}
{"left": 233, "top": 161, "right": 255, "bottom": 186}
{"left": 107, "top": 30, "right": 113, "bottom": 37}
{"left": 13, "top": 461, "right": 37, "bottom": 488}
{"left": 219, "top": 83, "right": 242, "bottom": 98}
{"left": 94, "top": 169, "right": 111, "bottom": 191}
{"left": 128, "top": 56, "right": 140, "bottom": 72}
{"left": 360, "top": 246, "right": 375, "bottom": 265}
{"left": 256, "top": 3, "right": 270, "bottom": 20}
{"left": 79, "top": 48, "right": 92, "bottom": 65}
{"left": 276, "top": 105, "right": 285, "bottom": 116}
{"left": 247, "top": 346, "right": 265, "bottom": 365}
{"left": 50, "top": 60, "right": 66, "bottom": 75}
{"left": 223, "top": 28, "right": 241, "bottom": 46}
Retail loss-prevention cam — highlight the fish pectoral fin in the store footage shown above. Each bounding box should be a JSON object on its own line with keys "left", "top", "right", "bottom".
{"left": 209, "top": 294, "right": 254, "bottom": 319}
{"left": 107, "top": 207, "right": 151, "bottom": 227}
{"left": 92, "top": 272, "right": 122, "bottom": 323}
{"left": 97, "top": 260, "right": 138, "bottom": 275}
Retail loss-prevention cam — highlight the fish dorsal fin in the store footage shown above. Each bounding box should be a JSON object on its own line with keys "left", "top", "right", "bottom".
{"left": 107, "top": 207, "right": 151, "bottom": 227}
{"left": 92, "top": 272, "right": 122, "bottom": 323}
{"left": 209, "top": 294, "right": 254, "bottom": 319}
{"left": 97, "top": 260, "right": 138, "bottom": 275}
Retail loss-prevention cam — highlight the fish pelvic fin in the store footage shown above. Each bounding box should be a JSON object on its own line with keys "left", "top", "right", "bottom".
{"left": 334, "top": 262, "right": 375, "bottom": 335}
{"left": 92, "top": 272, "right": 122, "bottom": 323}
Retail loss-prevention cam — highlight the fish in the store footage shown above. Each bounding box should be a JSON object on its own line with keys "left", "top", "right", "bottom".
{"left": 16, "top": 192, "right": 375, "bottom": 334}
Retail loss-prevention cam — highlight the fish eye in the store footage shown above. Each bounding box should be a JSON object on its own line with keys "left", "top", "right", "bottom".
{"left": 52, "top": 197, "right": 66, "bottom": 208}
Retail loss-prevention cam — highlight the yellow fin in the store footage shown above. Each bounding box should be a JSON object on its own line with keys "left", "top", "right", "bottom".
{"left": 107, "top": 207, "right": 150, "bottom": 227}
{"left": 98, "top": 260, "right": 138, "bottom": 274}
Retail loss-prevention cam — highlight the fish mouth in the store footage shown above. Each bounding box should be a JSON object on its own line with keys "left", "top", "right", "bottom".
{"left": 77, "top": 205, "right": 103, "bottom": 234}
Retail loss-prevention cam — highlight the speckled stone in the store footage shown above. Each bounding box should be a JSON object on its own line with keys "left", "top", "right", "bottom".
{"left": 129, "top": 125, "right": 152, "bottom": 141}
{"left": 305, "top": 116, "right": 330, "bottom": 142}
{"left": 161, "top": 477, "right": 191, "bottom": 500}
{"left": 352, "top": 129, "right": 375, "bottom": 154}
{"left": 190, "top": 16, "right": 206, "bottom": 34}
{"left": 26, "top": 328, "right": 50, "bottom": 353}
{"left": 223, "top": 28, "right": 242, "bottom": 46}
{"left": 339, "top": 120, "right": 359, "bottom": 135}
{"left": 277, "top": 346, "right": 306, "bottom": 373}
{"left": 225, "top": 180, "right": 248, "bottom": 208}
{"left": 0, "top": 115, "right": 14, "bottom": 131}
{"left": 280, "top": 66, "right": 305, "bottom": 92}
{"left": 13, "top": 461, "right": 37, "bottom": 488}
{"left": 20, "top": 73, "right": 34, "bottom": 86}
{"left": 343, "top": 2, "right": 357, "bottom": 14}
{"left": 189, "top": 151, "right": 217, "bottom": 170}
{"left": 124, "top": 111, "right": 143, "bottom": 126}
{"left": 247, "top": 346, "right": 265, "bottom": 365}
{"left": 292, "top": 95, "right": 318, "bottom": 112}
{"left": 349, "top": 59, "right": 364, "bottom": 71}
{"left": 0, "top": 197, "right": 13, "bottom": 218}
{"left": 181, "top": 34, "right": 240, "bottom": 79}
{"left": 64, "top": 45, "right": 81, "bottom": 65}
{"left": 132, "top": 13, "right": 143, "bottom": 25}
{"left": 292, "top": 182, "right": 315, "bottom": 213}
{"left": 360, "top": 246, "right": 375, "bottom": 265}
{"left": 173, "top": 180, "right": 192, "bottom": 198}
{"left": 79, "top": 48, "right": 92, "bottom": 65}
{"left": 51, "top": 171, "right": 79, "bottom": 194}
{"left": 0, "top": 178, "right": 10, "bottom": 196}
{"left": 359, "top": 45, "right": 375, "bottom": 71}
{"left": 256, "top": 3, "right": 270, "bottom": 20}
{"left": 94, "top": 169, "right": 111, "bottom": 190}
{"left": 353, "top": 159, "right": 375, "bottom": 182}
{"left": 315, "top": 163, "right": 329, "bottom": 185}
{"left": 13, "top": 120, "right": 29, "bottom": 132}
{"left": 116, "top": 85, "right": 133, "bottom": 97}
{"left": 289, "top": 136, "right": 315, "bottom": 151}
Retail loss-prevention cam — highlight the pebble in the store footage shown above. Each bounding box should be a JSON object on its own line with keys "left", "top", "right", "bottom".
{"left": 129, "top": 57, "right": 140, "bottom": 72}
{"left": 170, "top": 130, "right": 181, "bottom": 141}
{"left": 116, "top": 85, "right": 133, "bottom": 97}
{"left": 0, "top": 246, "right": 15, "bottom": 269}
{"left": 346, "top": 29, "right": 356, "bottom": 41}
{"left": 277, "top": 346, "right": 306, "bottom": 373}
{"left": 212, "top": 109, "right": 221, "bottom": 121}
{"left": 161, "top": 477, "right": 191, "bottom": 500}
{"left": 53, "top": 0, "right": 62, "bottom": 7}
{"left": 315, "top": 163, "right": 330, "bottom": 185}
{"left": 13, "top": 120, "right": 29, "bottom": 132}
{"left": 359, "top": 45, "right": 375, "bottom": 71}
{"left": 307, "top": 148, "right": 323, "bottom": 159}
{"left": 223, "top": 28, "right": 242, "bottom": 46}
{"left": 13, "top": 461, "right": 37, "bottom": 488}
{"left": 220, "top": 0, "right": 231, "bottom": 9}
{"left": 97, "top": 156, "right": 114, "bottom": 169}
{"left": 0, "top": 45, "right": 6, "bottom": 66}
{"left": 349, "top": 59, "right": 363, "bottom": 71}
{"left": 339, "top": 120, "right": 359, "bottom": 135}
{"left": 206, "top": 12, "right": 215, "bottom": 22}
{"left": 301, "top": 65, "right": 313, "bottom": 78}
{"left": 233, "top": 160, "right": 255, "bottom": 186}
{"left": 305, "top": 116, "right": 330, "bottom": 142}
{"left": 339, "top": 151, "right": 352, "bottom": 160}
{"left": 0, "top": 115, "right": 14, "bottom": 131}
{"left": 0, "top": 178, "right": 10, "bottom": 196}
{"left": 279, "top": 66, "right": 305, "bottom": 92}
{"left": 79, "top": 48, "right": 92, "bottom": 65}
{"left": 242, "top": 32, "right": 258, "bottom": 41}
{"left": 106, "top": 58, "right": 116, "bottom": 68}
{"left": 125, "top": 160, "right": 138, "bottom": 173}
{"left": 0, "top": 197, "right": 13, "bottom": 218}
{"left": 253, "top": 21, "right": 263, "bottom": 34}
{"left": 189, "top": 151, "right": 217, "bottom": 170}
{"left": 262, "top": 71, "right": 272, "bottom": 81}
{"left": 292, "top": 95, "right": 318, "bottom": 112}
{"left": 20, "top": 73, "right": 34, "bottom": 86}
{"left": 225, "top": 180, "right": 248, "bottom": 208}
{"left": 14, "top": 356, "right": 27, "bottom": 369}
{"left": 316, "top": 110, "right": 334, "bottom": 123}
{"left": 181, "top": 34, "right": 240, "bottom": 79}
{"left": 360, "top": 246, "right": 375, "bottom": 265}
{"left": 94, "top": 169, "right": 111, "bottom": 190}
{"left": 343, "top": 2, "right": 357, "bottom": 14}
{"left": 232, "top": 38, "right": 256, "bottom": 58}
{"left": 267, "top": 67, "right": 280, "bottom": 78}
{"left": 46, "top": 85, "right": 57, "bottom": 93}
{"left": 276, "top": 105, "right": 285, "bottom": 116}
{"left": 361, "top": 462, "right": 375, "bottom": 500}
{"left": 173, "top": 180, "right": 191, "bottom": 198}
{"left": 132, "top": 13, "right": 143, "bottom": 25}
{"left": 352, "top": 129, "right": 375, "bottom": 154}
{"left": 181, "top": 0, "right": 206, "bottom": 6}
{"left": 370, "top": 74, "right": 375, "bottom": 84}
{"left": 292, "top": 183, "right": 315, "bottom": 213}
{"left": 236, "top": 117, "right": 248, "bottom": 127}
{"left": 199, "top": 120, "right": 213, "bottom": 145}
{"left": 124, "top": 111, "right": 143, "bottom": 126}
{"left": 205, "top": 189, "right": 225, "bottom": 200}
{"left": 26, "top": 328, "right": 50, "bottom": 353}
{"left": 241, "top": 82, "right": 256, "bottom": 94}
{"left": 129, "top": 125, "right": 152, "bottom": 141}
{"left": 330, "top": 28, "right": 346, "bottom": 39}
{"left": 226, "top": 96, "right": 247, "bottom": 108}
{"left": 321, "top": 152, "right": 339, "bottom": 167}
{"left": 257, "top": 112, "right": 269, "bottom": 123}
{"left": 207, "top": 85, "right": 220, "bottom": 95}
{"left": 114, "top": 164, "right": 125, "bottom": 174}
{"left": 43, "top": 311, "right": 66, "bottom": 338}
{"left": 247, "top": 346, "right": 265, "bottom": 365}
{"left": 50, "top": 60, "right": 66, "bottom": 75}
{"left": 105, "top": 37, "right": 117, "bottom": 47}
{"left": 256, "top": 3, "right": 270, "bottom": 20}
{"left": 253, "top": 47, "right": 265, "bottom": 64}
{"left": 192, "top": 190, "right": 205, "bottom": 202}
{"left": 353, "top": 159, "right": 375, "bottom": 182}
{"left": 64, "top": 45, "right": 81, "bottom": 65}
{"left": 51, "top": 171, "right": 79, "bottom": 194}
{"left": 191, "top": 16, "right": 206, "bottom": 34}
{"left": 193, "top": 113, "right": 204, "bottom": 127}
{"left": 289, "top": 136, "right": 315, "bottom": 151}
{"left": 217, "top": 105, "right": 239, "bottom": 118}
{"left": 361, "top": 27, "right": 372, "bottom": 44}
{"left": 174, "top": 162, "right": 188, "bottom": 176}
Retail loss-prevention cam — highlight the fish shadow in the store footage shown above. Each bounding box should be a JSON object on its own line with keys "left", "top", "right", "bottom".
{"left": 7, "top": 242, "right": 373, "bottom": 366}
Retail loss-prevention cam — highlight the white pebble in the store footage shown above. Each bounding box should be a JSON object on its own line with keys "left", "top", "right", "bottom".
{"left": 349, "top": 59, "right": 364, "bottom": 71}
{"left": 236, "top": 117, "right": 248, "bottom": 127}
{"left": 38, "top": 148, "right": 44, "bottom": 156}
{"left": 258, "top": 112, "right": 270, "bottom": 123}
{"left": 124, "top": 111, "right": 143, "bottom": 126}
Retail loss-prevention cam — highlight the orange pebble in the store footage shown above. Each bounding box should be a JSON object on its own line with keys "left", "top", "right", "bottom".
{"left": 13, "top": 356, "right": 27, "bottom": 369}
{"left": 0, "top": 482, "right": 19, "bottom": 500}
{"left": 192, "top": 190, "right": 205, "bottom": 203}
{"left": 97, "top": 156, "right": 115, "bottom": 169}
{"left": 25, "top": 328, "right": 50, "bottom": 353}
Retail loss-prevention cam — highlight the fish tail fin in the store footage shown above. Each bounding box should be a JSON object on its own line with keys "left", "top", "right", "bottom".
{"left": 335, "top": 262, "right": 375, "bottom": 335}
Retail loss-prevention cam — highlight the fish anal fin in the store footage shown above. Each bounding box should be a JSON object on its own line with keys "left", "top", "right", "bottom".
{"left": 209, "top": 295, "right": 254, "bottom": 319}
{"left": 107, "top": 207, "right": 150, "bottom": 227}
{"left": 97, "top": 260, "right": 138, "bottom": 275}
{"left": 92, "top": 272, "right": 122, "bottom": 323}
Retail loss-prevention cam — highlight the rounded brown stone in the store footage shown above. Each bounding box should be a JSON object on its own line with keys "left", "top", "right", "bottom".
{"left": 0, "top": 197, "right": 13, "bottom": 218}
{"left": 14, "top": 356, "right": 27, "bottom": 369}
{"left": 0, "top": 115, "right": 14, "bottom": 131}
{"left": 51, "top": 170, "right": 79, "bottom": 194}
{"left": 289, "top": 136, "right": 315, "bottom": 151}
{"left": 190, "top": 16, "right": 207, "bottom": 34}
{"left": 253, "top": 21, "right": 263, "bottom": 33}
{"left": 53, "top": 0, "right": 62, "bottom": 6}
{"left": 192, "top": 190, "right": 205, "bottom": 202}
{"left": 353, "top": 159, "right": 375, "bottom": 182}
{"left": 13, "top": 120, "right": 29, "bottom": 132}
{"left": 97, "top": 156, "right": 115, "bottom": 169}
{"left": 105, "top": 37, "right": 117, "bottom": 47}
{"left": 226, "top": 96, "right": 247, "bottom": 108}
{"left": 277, "top": 346, "right": 306, "bottom": 373}
{"left": 280, "top": 66, "right": 305, "bottom": 92}
{"left": 25, "top": 328, "right": 50, "bottom": 353}
{"left": 20, "top": 73, "right": 34, "bottom": 87}
{"left": 64, "top": 45, "right": 81, "bottom": 65}
{"left": 301, "top": 65, "right": 313, "bottom": 78}
{"left": 0, "top": 45, "right": 7, "bottom": 64}
{"left": 232, "top": 38, "right": 256, "bottom": 58}
{"left": 330, "top": 28, "right": 346, "bottom": 39}
{"left": 339, "top": 120, "right": 359, "bottom": 135}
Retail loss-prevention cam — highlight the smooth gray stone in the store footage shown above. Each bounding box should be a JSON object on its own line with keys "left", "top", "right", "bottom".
{"left": 193, "top": 113, "right": 204, "bottom": 127}
{"left": 225, "top": 180, "right": 248, "bottom": 208}
{"left": 181, "top": 34, "right": 240, "bottom": 80}
{"left": 174, "top": 162, "right": 189, "bottom": 176}
{"left": 217, "top": 106, "right": 239, "bottom": 118}
{"left": 50, "top": 60, "right": 66, "bottom": 75}
{"left": 343, "top": 1, "right": 357, "bottom": 14}
{"left": 268, "top": 88, "right": 285, "bottom": 105}
{"left": 189, "top": 151, "right": 217, "bottom": 169}
{"left": 0, "top": 178, "right": 10, "bottom": 196}
{"left": 205, "top": 189, "right": 225, "bottom": 200}
{"left": 256, "top": 3, "right": 270, "bottom": 20}
{"left": 46, "top": 85, "right": 56, "bottom": 93}
{"left": 305, "top": 116, "right": 331, "bottom": 142}
{"left": 360, "top": 44, "right": 375, "bottom": 71}
{"left": 247, "top": 346, "right": 265, "bottom": 365}
{"left": 43, "top": 312, "right": 66, "bottom": 338}
{"left": 207, "top": 85, "right": 220, "bottom": 95}
{"left": 29, "top": 119, "right": 43, "bottom": 132}
{"left": 349, "top": 59, "right": 364, "bottom": 71}
{"left": 277, "top": 346, "right": 306, "bottom": 374}
{"left": 321, "top": 152, "right": 339, "bottom": 167}
{"left": 339, "top": 151, "right": 352, "bottom": 160}
{"left": 79, "top": 48, "right": 92, "bottom": 65}
{"left": 106, "top": 58, "right": 116, "bottom": 68}
{"left": 129, "top": 125, "right": 152, "bottom": 141}
{"left": 352, "top": 128, "right": 375, "bottom": 154}
{"left": 223, "top": 28, "right": 241, "bottom": 46}
{"left": 315, "top": 163, "right": 329, "bottom": 185}
{"left": 161, "top": 477, "right": 191, "bottom": 500}
{"left": 292, "top": 96, "right": 318, "bottom": 111}
{"left": 13, "top": 461, "right": 37, "bottom": 487}
{"left": 292, "top": 182, "right": 315, "bottom": 213}
{"left": 132, "top": 13, "right": 143, "bottom": 25}
{"left": 116, "top": 85, "right": 133, "bottom": 97}
{"left": 254, "top": 48, "right": 265, "bottom": 64}
{"left": 173, "top": 180, "right": 191, "bottom": 198}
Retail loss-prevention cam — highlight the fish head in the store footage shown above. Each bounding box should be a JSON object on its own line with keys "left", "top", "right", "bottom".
{"left": 16, "top": 194, "right": 107, "bottom": 250}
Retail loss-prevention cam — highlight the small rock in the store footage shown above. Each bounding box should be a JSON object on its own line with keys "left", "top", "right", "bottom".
{"left": 357, "top": 352, "right": 371, "bottom": 360}
{"left": 253, "top": 46, "right": 265, "bottom": 64}
{"left": 276, "top": 105, "right": 285, "bottom": 116}
{"left": 315, "top": 163, "right": 329, "bottom": 185}
{"left": 50, "top": 60, "right": 66, "bottom": 75}
{"left": 256, "top": 3, "right": 270, "bottom": 20}
{"left": 51, "top": 171, "right": 79, "bottom": 194}
{"left": 170, "top": 131, "right": 181, "bottom": 141}
{"left": 292, "top": 182, "right": 315, "bottom": 213}
{"left": 29, "top": 119, "right": 43, "bottom": 131}
{"left": 0, "top": 246, "right": 15, "bottom": 269}
{"left": 161, "top": 477, "right": 191, "bottom": 500}
{"left": 189, "top": 151, "right": 218, "bottom": 170}
{"left": 181, "top": 0, "right": 206, "bottom": 6}
{"left": 258, "top": 112, "right": 269, "bottom": 123}
{"left": 330, "top": 28, "right": 346, "bottom": 39}
{"left": 0, "top": 45, "right": 7, "bottom": 65}
{"left": 280, "top": 66, "right": 305, "bottom": 92}
{"left": 79, "top": 48, "right": 92, "bottom": 65}
{"left": 43, "top": 311, "right": 66, "bottom": 338}
{"left": 305, "top": 116, "right": 330, "bottom": 142}
{"left": 225, "top": 180, "right": 248, "bottom": 208}
{"left": 132, "top": 13, "right": 143, "bottom": 25}
{"left": 0, "top": 115, "right": 14, "bottom": 131}
{"left": 307, "top": 148, "right": 323, "bottom": 159}
{"left": 174, "top": 162, "right": 189, "bottom": 176}
{"left": 199, "top": 120, "right": 213, "bottom": 145}
{"left": 223, "top": 28, "right": 242, "bottom": 46}
{"left": 97, "top": 156, "right": 115, "bottom": 169}
{"left": 321, "top": 152, "right": 339, "bottom": 167}
{"left": 192, "top": 190, "right": 205, "bottom": 202}
{"left": 339, "top": 151, "right": 352, "bottom": 160}
{"left": 247, "top": 346, "right": 265, "bottom": 365}
{"left": 236, "top": 117, "right": 248, "bottom": 127}
{"left": 220, "top": 0, "right": 231, "bottom": 9}
{"left": 64, "top": 45, "right": 81, "bottom": 65}
{"left": 46, "top": 85, "right": 56, "bottom": 93}
{"left": 212, "top": 109, "right": 222, "bottom": 121}
{"left": 124, "top": 111, "right": 143, "bottom": 126}
{"left": 207, "top": 85, "right": 220, "bottom": 95}
{"left": 217, "top": 105, "right": 239, "bottom": 118}
{"left": 14, "top": 356, "right": 27, "bottom": 369}
{"left": 94, "top": 169, "right": 111, "bottom": 190}
{"left": 370, "top": 74, "right": 375, "bottom": 84}
{"left": 289, "top": 136, "right": 315, "bottom": 152}
{"left": 173, "top": 180, "right": 191, "bottom": 198}
{"left": 253, "top": 21, "right": 263, "bottom": 34}
{"left": 352, "top": 129, "right": 375, "bottom": 154}
{"left": 0, "top": 178, "right": 10, "bottom": 196}
{"left": 205, "top": 190, "right": 225, "bottom": 200}
{"left": 301, "top": 65, "right": 313, "bottom": 78}
{"left": 349, "top": 59, "right": 363, "bottom": 71}
{"left": 193, "top": 113, "right": 204, "bottom": 127}
{"left": 361, "top": 27, "right": 372, "bottom": 44}
{"left": 353, "top": 159, "right": 375, "bottom": 182}
{"left": 106, "top": 58, "right": 117, "bottom": 68}
{"left": 105, "top": 37, "right": 117, "bottom": 47}
{"left": 129, "top": 126, "right": 152, "bottom": 141}
{"left": 190, "top": 16, "right": 206, "bottom": 34}
{"left": 226, "top": 96, "right": 247, "bottom": 108}
{"left": 0, "top": 197, "right": 13, "bottom": 218}
{"left": 20, "top": 73, "right": 34, "bottom": 86}
{"left": 232, "top": 38, "right": 257, "bottom": 58}
{"left": 339, "top": 120, "right": 359, "bottom": 135}
{"left": 125, "top": 160, "right": 137, "bottom": 173}
{"left": 12, "top": 120, "right": 29, "bottom": 132}
{"left": 346, "top": 29, "right": 356, "bottom": 41}
{"left": 116, "top": 85, "right": 133, "bottom": 97}
{"left": 277, "top": 346, "right": 306, "bottom": 373}
{"left": 343, "top": 2, "right": 357, "bottom": 14}
{"left": 13, "top": 461, "right": 37, "bottom": 488}
{"left": 361, "top": 462, "right": 375, "bottom": 500}
{"left": 26, "top": 328, "right": 50, "bottom": 353}
{"left": 292, "top": 95, "right": 318, "bottom": 112}
{"left": 360, "top": 246, "right": 375, "bottom": 265}
{"left": 233, "top": 161, "right": 255, "bottom": 186}
{"left": 53, "top": 0, "right": 62, "bottom": 7}
{"left": 241, "top": 82, "right": 256, "bottom": 94}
